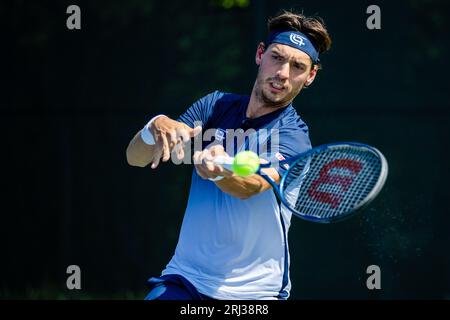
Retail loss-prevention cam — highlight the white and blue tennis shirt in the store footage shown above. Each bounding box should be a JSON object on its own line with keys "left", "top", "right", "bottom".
{"left": 161, "top": 91, "right": 311, "bottom": 300}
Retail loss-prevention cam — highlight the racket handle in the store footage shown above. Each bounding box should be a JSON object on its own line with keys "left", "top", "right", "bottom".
{"left": 213, "top": 155, "right": 234, "bottom": 171}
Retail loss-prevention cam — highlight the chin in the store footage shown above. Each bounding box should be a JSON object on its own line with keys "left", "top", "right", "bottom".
{"left": 262, "top": 94, "right": 286, "bottom": 106}
{"left": 262, "top": 90, "right": 289, "bottom": 104}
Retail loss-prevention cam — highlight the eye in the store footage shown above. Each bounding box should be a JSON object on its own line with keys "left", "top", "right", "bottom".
{"left": 272, "top": 54, "right": 282, "bottom": 61}
{"left": 294, "top": 63, "right": 304, "bottom": 70}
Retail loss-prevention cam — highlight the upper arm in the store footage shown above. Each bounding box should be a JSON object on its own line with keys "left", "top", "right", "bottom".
{"left": 266, "top": 125, "right": 312, "bottom": 178}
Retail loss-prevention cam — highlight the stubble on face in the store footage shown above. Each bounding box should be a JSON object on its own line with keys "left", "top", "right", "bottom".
{"left": 253, "top": 66, "right": 301, "bottom": 110}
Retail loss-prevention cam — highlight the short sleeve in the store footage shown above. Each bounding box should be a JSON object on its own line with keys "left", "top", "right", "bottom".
{"left": 267, "top": 126, "right": 312, "bottom": 177}
{"left": 177, "top": 91, "right": 225, "bottom": 128}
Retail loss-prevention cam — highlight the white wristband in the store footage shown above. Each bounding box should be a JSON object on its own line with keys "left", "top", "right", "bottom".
{"left": 140, "top": 114, "right": 165, "bottom": 145}
{"left": 208, "top": 175, "right": 224, "bottom": 182}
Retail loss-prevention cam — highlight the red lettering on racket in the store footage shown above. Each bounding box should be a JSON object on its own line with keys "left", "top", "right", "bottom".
{"left": 308, "top": 159, "right": 363, "bottom": 208}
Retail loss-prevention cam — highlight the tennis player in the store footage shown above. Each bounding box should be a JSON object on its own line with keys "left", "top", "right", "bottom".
{"left": 126, "top": 10, "right": 332, "bottom": 300}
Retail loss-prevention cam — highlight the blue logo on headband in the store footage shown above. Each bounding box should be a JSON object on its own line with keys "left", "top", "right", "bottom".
{"left": 266, "top": 30, "right": 320, "bottom": 63}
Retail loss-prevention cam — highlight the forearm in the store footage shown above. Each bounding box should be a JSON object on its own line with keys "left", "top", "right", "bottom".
{"left": 196, "top": 149, "right": 280, "bottom": 199}
{"left": 127, "top": 115, "right": 199, "bottom": 168}
{"left": 215, "top": 174, "right": 269, "bottom": 199}
{"left": 126, "top": 130, "right": 156, "bottom": 167}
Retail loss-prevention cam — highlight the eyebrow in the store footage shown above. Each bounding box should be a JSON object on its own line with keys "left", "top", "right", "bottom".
{"left": 270, "top": 49, "right": 284, "bottom": 57}
{"left": 294, "top": 61, "right": 307, "bottom": 68}
{"left": 271, "top": 49, "right": 307, "bottom": 67}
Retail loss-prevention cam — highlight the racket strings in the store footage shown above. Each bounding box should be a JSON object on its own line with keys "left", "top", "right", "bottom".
{"left": 338, "top": 151, "right": 380, "bottom": 214}
{"left": 283, "top": 146, "right": 383, "bottom": 219}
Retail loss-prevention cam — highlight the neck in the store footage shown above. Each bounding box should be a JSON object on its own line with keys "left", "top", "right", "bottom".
{"left": 246, "top": 83, "right": 291, "bottom": 119}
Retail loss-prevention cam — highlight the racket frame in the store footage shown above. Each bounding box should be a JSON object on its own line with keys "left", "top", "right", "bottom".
{"left": 215, "top": 142, "right": 388, "bottom": 223}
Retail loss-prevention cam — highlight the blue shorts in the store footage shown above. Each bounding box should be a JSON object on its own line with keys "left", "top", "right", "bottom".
{"left": 144, "top": 274, "right": 215, "bottom": 300}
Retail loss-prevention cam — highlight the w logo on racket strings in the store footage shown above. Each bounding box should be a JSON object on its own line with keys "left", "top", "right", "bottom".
{"left": 307, "top": 159, "right": 363, "bottom": 209}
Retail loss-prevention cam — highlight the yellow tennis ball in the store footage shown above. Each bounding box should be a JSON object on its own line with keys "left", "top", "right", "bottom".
{"left": 232, "top": 151, "right": 260, "bottom": 177}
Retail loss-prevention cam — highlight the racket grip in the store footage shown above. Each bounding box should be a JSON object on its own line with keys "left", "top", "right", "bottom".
{"left": 213, "top": 155, "right": 234, "bottom": 171}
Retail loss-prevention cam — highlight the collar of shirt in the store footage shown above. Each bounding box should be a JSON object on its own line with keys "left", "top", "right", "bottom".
{"left": 238, "top": 96, "right": 293, "bottom": 130}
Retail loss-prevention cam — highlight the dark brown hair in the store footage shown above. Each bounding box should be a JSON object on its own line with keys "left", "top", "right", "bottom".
{"left": 267, "top": 10, "right": 332, "bottom": 67}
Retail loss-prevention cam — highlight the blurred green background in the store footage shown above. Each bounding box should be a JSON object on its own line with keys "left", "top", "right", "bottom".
{"left": 1, "top": 0, "right": 449, "bottom": 299}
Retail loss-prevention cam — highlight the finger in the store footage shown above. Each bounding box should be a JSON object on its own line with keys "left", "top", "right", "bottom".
{"left": 190, "top": 126, "right": 202, "bottom": 138}
{"left": 175, "top": 143, "right": 185, "bottom": 160}
{"left": 168, "top": 130, "right": 177, "bottom": 149}
{"left": 177, "top": 127, "right": 190, "bottom": 144}
{"left": 193, "top": 151, "right": 202, "bottom": 165}
{"left": 199, "top": 151, "right": 214, "bottom": 172}
{"left": 209, "top": 164, "right": 224, "bottom": 175}
{"left": 161, "top": 134, "right": 170, "bottom": 162}
{"left": 205, "top": 159, "right": 215, "bottom": 172}
{"left": 211, "top": 163, "right": 227, "bottom": 175}
{"left": 204, "top": 152, "right": 220, "bottom": 173}
{"left": 199, "top": 149, "right": 211, "bottom": 166}
{"left": 151, "top": 146, "right": 163, "bottom": 169}
{"left": 210, "top": 145, "right": 224, "bottom": 157}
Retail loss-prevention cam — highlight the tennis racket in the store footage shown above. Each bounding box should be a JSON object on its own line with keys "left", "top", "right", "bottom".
{"left": 214, "top": 142, "right": 388, "bottom": 223}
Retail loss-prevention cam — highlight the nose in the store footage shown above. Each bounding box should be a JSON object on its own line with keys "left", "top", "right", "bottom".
{"left": 276, "top": 62, "right": 289, "bottom": 80}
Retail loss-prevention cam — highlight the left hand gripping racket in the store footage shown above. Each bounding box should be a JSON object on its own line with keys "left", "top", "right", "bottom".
{"left": 214, "top": 142, "right": 388, "bottom": 223}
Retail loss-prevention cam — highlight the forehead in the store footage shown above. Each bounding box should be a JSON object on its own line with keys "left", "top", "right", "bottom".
{"left": 267, "top": 43, "right": 311, "bottom": 64}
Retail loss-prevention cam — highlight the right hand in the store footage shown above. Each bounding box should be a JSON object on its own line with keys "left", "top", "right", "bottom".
{"left": 149, "top": 116, "right": 202, "bottom": 169}
{"left": 193, "top": 145, "right": 234, "bottom": 180}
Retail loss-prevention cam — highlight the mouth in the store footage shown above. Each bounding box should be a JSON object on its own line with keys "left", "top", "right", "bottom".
{"left": 268, "top": 82, "right": 285, "bottom": 93}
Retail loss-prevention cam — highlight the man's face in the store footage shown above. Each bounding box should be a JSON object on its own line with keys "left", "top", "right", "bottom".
{"left": 254, "top": 43, "right": 317, "bottom": 107}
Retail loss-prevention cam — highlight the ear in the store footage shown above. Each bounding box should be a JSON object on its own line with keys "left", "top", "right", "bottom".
{"left": 255, "top": 42, "right": 265, "bottom": 66}
{"left": 305, "top": 64, "right": 318, "bottom": 87}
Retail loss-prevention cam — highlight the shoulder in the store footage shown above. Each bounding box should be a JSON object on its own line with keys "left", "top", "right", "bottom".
{"left": 278, "top": 106, "right": 310, "bottom": 136}
{"left": 200, "top": 90, "right": 244, "bottom": 105}
{"left": 274, "top": 106, "right": 312, "bottom": 154}
{"left": 204, "top": 91, "right": 248, "bottom": 120}
{"left": 204, "top": 90, "right": 247, "bottom": 105}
